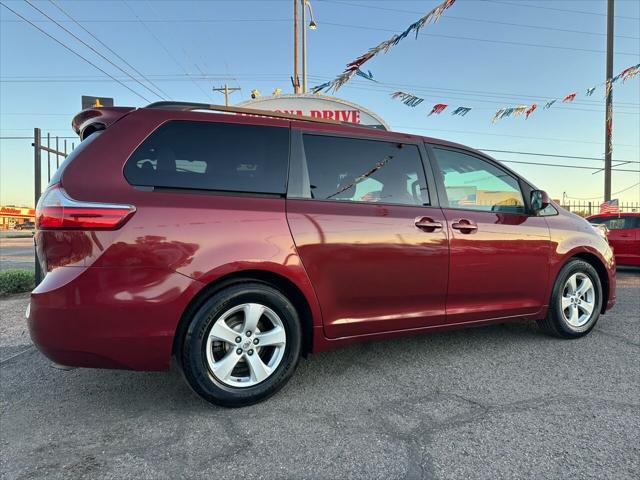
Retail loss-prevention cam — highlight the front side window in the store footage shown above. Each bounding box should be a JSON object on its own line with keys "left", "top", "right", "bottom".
{"left": 298, "top": 134, "right": 429, "bottom": 206}
{"left": 124, "top": 121, "right": 289, "bottom": 194}
{"left": 432, "top": 148, "right": 525, "bottom": 213}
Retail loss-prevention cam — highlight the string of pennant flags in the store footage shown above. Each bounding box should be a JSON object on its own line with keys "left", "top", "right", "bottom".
{"left": 384, "top": 63, "right": 639, "bottom": 124}
{"left": 312, "top": 0, "right": 456, "bottom": 94}
{"left": 307, "top": 0, "right": 639, "bottom": 125}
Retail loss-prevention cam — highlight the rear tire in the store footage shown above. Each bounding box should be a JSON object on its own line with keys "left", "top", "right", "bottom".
{"left": 180, "top": 283, "right": 302, "bottom": 407}
{"left": 537, "top": 259, "right": 602, "bottom": 338}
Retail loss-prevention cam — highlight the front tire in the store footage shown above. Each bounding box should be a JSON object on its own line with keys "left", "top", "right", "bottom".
{"left": 537, "top": 259, "right": 602, "bottom": 338}
{"left": 180, "top": 283, "right": 302, "bottom": 407}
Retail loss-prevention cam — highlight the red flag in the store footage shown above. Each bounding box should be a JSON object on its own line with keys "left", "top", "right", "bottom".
{"left": 525, "top": 104, "right": 537, "bottom": 119}
{"left": 563, "top": 93, "right": 577, "bottom": 103}
{"left": 429, "top": 103, "right": 448, "bottom": 116}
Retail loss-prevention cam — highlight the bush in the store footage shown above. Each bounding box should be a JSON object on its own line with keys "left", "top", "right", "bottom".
{"left": 0, "top": 269, "right": 35, "bottom": 295}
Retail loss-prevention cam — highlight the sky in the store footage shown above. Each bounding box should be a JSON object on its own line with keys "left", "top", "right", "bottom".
{"left": 1, "top": 0, "right": 639, "bottom": 207}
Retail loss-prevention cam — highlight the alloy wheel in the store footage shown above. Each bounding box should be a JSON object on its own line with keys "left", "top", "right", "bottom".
{"left": 205, "top": 303, "right": 287, "bottom": 387}
{"left": 560, "top": 272, "right": 596, "bottom": 327}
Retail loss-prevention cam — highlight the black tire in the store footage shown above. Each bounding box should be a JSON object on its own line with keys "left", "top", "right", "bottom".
{"left": 537, "top": 259, "right": 603, "bottom": 338}
{"left": 180, "top": 282, "right": 302, "bottom": 407}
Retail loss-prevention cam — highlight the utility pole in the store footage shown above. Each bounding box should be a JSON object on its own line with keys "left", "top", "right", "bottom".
{"left": 302, "top": 0, "right": 307, "bottom": 93}
{"left": 293, "top": 0, "right": 300, "bottom": 94}
{"left": 604, "top": 0, "right": 614, "bottom": 201}
{"left": 212, "top": 83, "right": 241, "bottom": 107}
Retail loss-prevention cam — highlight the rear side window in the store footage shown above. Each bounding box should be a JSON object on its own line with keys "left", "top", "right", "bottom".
{"left": 296, "top": 134, "right": 429, "bottom": 206}
{"left": 124, "top": 121, "right": 289, "bottom": 194}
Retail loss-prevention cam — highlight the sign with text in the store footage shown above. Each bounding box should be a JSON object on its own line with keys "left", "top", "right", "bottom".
{"left": 238, "top": 94, "right": 389, "bottom": 130}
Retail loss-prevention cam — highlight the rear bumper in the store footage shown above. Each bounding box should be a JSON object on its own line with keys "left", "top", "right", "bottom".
{"left": 28, "top": 266, "right": 200, "bottom": 371}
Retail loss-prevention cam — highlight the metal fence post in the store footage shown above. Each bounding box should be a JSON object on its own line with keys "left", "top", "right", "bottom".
{"left": 34, "top": 128, "right": 43, "bottom": 285}
{"left": 47, "top": 133, "right": 51, "bottom": 183}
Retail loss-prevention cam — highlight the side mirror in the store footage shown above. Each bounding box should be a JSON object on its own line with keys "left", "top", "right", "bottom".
{"left": 530, "top": 190, "right": 550, "bottom": 213}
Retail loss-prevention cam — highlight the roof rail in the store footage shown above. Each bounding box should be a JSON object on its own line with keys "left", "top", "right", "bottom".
{"left": 144, "top": 101, "right": 347, "bottom": 126}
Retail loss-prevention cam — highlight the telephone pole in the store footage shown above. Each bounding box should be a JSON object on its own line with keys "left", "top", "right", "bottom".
{"left": 212, "top": 83, "right": 241, "bottom": 107}
{"left": 604, "top": 0, "right": 614, "bottom": 201}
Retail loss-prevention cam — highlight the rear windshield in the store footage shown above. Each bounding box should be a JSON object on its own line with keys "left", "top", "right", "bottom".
{"left": 124, "top": 120, "right": 289, "bottom": 194}
{"left": 50, "top": 131, "right": 102, "bottom": 186}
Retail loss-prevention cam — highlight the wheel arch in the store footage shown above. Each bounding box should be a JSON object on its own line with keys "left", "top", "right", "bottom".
{"left": 566, "top": 251, "right": 610, "bottom": 314}
{"left": 173, "top": 269, "right": 315, "bottom": 361}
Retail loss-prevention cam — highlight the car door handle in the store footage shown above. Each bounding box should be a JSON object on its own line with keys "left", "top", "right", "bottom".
{"left": 414, "top": 217, "right": 442, "bottom": 232}
{"left": 451, "top": 219, "right": 478, "bottom": 233}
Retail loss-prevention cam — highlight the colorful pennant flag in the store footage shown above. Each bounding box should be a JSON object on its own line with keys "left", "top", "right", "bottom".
{"left": 451, "top": 106, "right": 471, "bottom": 116}
{"left": 355, "top": 69, "right": 377, "bottom": 82}
{"left": 620, "top": 63, "right": 639, "bottom": 83}
{"left": 429, "top": 103, "right": 448, "bottom": 115}
{"left": 525, "top": 104, "right": 537, "bottom": 119}
{"left": 391, "top": 91, "right": 424, "bottom": 107}
{"left": 312, "top": 0, "right": 456, "bottom": 93}
{"left": 380, "top": 62, "right": 640, "bottom": 124}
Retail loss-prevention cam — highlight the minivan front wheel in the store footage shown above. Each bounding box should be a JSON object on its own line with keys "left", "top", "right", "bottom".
{"left": 537, "top": 259, "right": 603, "bottom": 338}
{"left": 181, "top": 283, "right": 302, "bottom": 407}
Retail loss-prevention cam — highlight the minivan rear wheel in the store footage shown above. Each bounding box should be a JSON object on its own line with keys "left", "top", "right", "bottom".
{"left": 537, "top": 259, "right": 602, "bottom": 338}
{"left": 180, "top": 283, "right": 302, "bottom": 407}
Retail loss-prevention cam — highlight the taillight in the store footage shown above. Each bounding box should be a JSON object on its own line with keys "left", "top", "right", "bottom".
{"left": 36, "top": 184, "right": 135, "bottom": 230}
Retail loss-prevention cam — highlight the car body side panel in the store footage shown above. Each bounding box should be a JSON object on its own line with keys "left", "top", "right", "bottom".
{"left": 545, "top": 206, "right": 616, "bottom": 311}
{"left": 29, "top": 264, "right": 202, "bottom": 371}
{"left": 32, "top": 110, "right": 325, "bottom": 370}
{"left": 441, "top": 208, "right": 551, "bottom": 322}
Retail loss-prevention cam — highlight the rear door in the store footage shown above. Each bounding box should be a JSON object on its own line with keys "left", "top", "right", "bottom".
{"left": 286, "top": 127, "right": 449, "bottom": 338}
{"left": 428, "top": 145, "right": 551, "bottom": 323}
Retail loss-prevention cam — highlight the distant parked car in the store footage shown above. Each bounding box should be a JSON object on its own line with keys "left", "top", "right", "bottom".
{"left": 14, "top": 221, "right": 34, "bottom": 230}
{"left": 28, "top": 102, "right": 617, "bottom": 407}
{"left": 587, "top": 213, "right": 640, "bottom": 266}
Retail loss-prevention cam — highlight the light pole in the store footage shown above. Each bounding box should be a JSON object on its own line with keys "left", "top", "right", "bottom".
{"left": 293, "top": 0, "right": 300, "bottom": 94}
{"left": 293, "top": 0, "right": 316, "bottom": 94}
{"left": 301, "top": 0, "right": 317, "bottom": 94}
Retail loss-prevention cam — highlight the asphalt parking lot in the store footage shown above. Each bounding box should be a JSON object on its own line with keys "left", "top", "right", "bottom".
{"left": 1, "top": 270, "right": 638, "bottom": 480}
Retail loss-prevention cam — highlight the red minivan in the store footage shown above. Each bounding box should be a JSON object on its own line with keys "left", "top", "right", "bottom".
{"left": 28, "top": 102, "right": 616, "bottom": 406}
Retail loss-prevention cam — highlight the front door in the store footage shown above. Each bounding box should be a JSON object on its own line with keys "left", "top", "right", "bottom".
{"left": 429, "top": 146, "right": 551, "bottom": 323}
{"left": 286, "top": 129, "right": 449, "bottom": 339}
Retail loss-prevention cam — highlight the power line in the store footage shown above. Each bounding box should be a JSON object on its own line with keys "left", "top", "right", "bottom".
{"left": 322, "top": 0, "right": 640, "bottom": 40}
{"left": 47, "top": 0, "right": 171, "bottom": 100}
{"left": 497, "top": 159, "right": 640, "bottom": 173}
{"left": 121, "top": 0, "right": 213, "bottom": 102}
{"left": 479, "top": 149, "right": 640, "bottom": 165}
{"left": 320, "top": 21, "right": 640, "bottom": 57}
{"left": 0, "top": 1, "right": 150, "bottom": 103}
{"left": 395, "top": 125, "right": 639, "bottom": 148}
{"left": 565, "top": 182, "right": 640, "bottom": 200}
{"left": 483, "top": 0, "right": 640, "bottom": 21}
{"left": 329, "top": 80, "right": 640, "bottom": 116}
{"left": 23, "top": 0, "right": 159, "bottom": 102}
